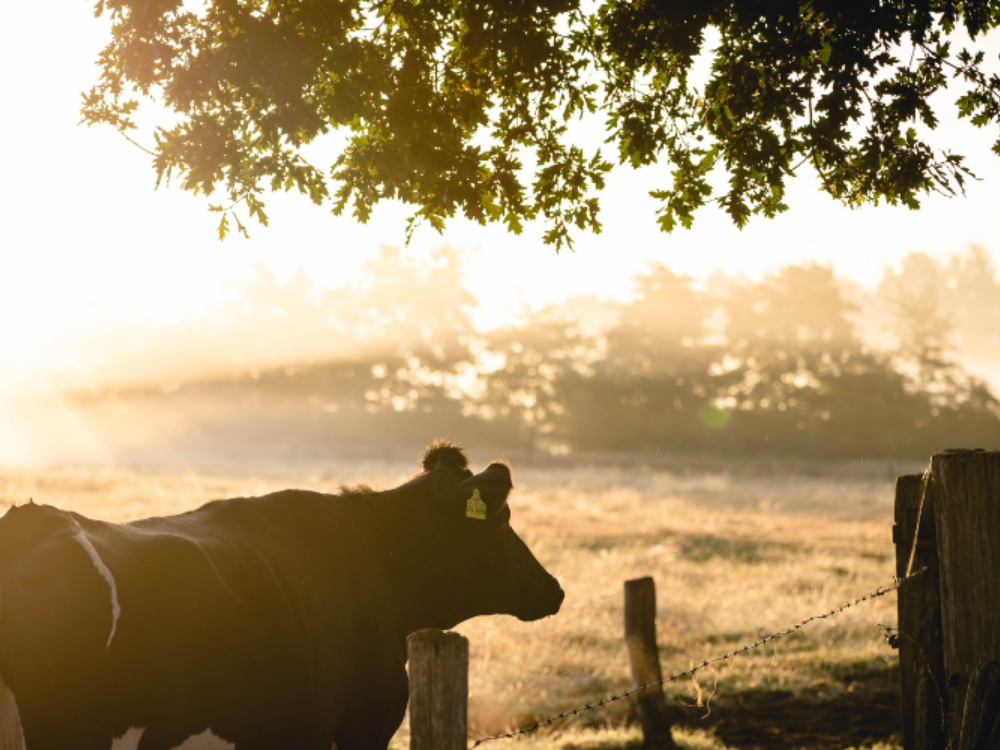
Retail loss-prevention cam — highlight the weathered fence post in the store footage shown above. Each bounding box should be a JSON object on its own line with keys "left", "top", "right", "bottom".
{"left": 929, "top": 449, "right": 1000, "bottom": 749}
{"left": 893, "top": 473, "right": 947, "bottom": 750}
{"left": 955, "top": 661, "right": 1000, "bottom": 750}
{"left": 624, "top": 577, "right": 678, "bottom": 750}
{"left": 408, "top": 629, "right": 469, "bottom": 750}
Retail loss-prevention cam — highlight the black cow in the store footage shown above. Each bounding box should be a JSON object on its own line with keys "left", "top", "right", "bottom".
{"left": 0, "top": 441, "right": 563, "bottom": 750}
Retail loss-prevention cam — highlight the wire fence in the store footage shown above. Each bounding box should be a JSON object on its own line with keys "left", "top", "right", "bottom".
{"left": 470, "top": 572, "right": 920, "bottom": 748}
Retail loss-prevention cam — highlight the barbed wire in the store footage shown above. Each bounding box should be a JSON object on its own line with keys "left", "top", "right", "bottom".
{"left": 470, "top": 572, "right": 921, "bottom": 748}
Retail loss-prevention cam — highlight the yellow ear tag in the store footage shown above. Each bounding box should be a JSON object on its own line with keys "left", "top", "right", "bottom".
{"left": 465, "top": 489, "right": 487, "bottom": 521}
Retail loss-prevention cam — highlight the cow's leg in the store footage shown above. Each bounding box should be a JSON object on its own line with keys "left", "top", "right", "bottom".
{"left": 331, "top": 669, "right": 408, "bottom": 750}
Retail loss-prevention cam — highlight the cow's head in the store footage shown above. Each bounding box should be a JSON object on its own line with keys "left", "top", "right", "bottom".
{"left": 391, "top": 441, "right": 563, "bottom": 632}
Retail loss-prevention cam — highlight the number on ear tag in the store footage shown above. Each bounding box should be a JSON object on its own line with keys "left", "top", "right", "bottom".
{"left": 466, "top": 489, "right": 487, "bottom": 520}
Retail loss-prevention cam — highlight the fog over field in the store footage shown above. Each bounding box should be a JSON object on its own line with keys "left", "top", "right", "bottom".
{"left": 2, "top": 245, "right": 997, "bottom": 467}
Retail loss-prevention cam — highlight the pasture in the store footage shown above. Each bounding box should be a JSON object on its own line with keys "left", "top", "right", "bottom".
{"left": 0, "top": 454, "right": 919, "bottom": 750}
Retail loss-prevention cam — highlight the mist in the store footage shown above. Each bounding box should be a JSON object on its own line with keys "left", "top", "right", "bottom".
{"left": 2, "top": 245, "right": 998, "bottom": 466}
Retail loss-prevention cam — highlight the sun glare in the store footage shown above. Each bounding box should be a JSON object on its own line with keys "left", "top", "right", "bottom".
{"left": 0, "top": 2, "right": 998, "bottom": 466}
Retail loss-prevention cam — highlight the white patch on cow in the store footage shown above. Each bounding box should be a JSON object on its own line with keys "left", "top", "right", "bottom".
{"left": 109, "top": 727, "right": 145, "bottom": 750}
{"left": 0, "top": 674, "right": 26, "bottom": 750}
{"left": 71, "top": 527, "right": 121, "bottom": 650}
{"left": 168, "top": 729, "right": 236, "bottom": 750}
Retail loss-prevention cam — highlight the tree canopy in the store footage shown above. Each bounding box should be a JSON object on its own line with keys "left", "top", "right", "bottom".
{"left": 83, "top": 0, "right": 1000, "bottom": 247}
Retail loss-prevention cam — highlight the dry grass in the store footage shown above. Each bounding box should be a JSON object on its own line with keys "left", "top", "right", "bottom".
{"left": 0, "top": 455, "right": 918, "bottom": 750}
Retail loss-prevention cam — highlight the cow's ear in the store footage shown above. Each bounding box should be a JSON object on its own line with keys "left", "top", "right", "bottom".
{"left": 422, "top": 440, "right": 468, "bottom": 473}
{"left": 456, "top": 462, "right": 513, "bottom": 524}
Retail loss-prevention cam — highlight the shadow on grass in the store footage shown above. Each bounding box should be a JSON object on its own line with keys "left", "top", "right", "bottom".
{"left": 574, "top": 531, "right": 801, "bottom": 565}
{"left": 493, "top": 663, "right": 901, "bottom": 750}
{"left": 676, "top": 535, "right": 801, "bottom": 564}
{"left": 671, "top": 671, "right": 901, "bottom": 750}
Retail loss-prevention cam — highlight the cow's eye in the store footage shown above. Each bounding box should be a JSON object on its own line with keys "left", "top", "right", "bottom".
{"left": 493, "top": 506, "right": 512, "bottom": 527}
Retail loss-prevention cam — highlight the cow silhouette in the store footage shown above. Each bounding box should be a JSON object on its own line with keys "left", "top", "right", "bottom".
{"left": 0, "top": 441, "right": 563, "bottom": 750}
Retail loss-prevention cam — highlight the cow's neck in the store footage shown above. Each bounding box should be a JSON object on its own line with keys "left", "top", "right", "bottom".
{"left": 352, "top": 486, "right": 468, "bottom": 640}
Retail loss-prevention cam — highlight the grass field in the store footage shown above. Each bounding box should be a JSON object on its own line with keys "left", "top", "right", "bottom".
{"left": 0, "top": 454, "right": 921, "bottom": 750}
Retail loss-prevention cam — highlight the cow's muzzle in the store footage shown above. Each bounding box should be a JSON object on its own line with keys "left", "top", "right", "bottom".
{"left": 516, "top": 575, "right": 564, "bottom": 622}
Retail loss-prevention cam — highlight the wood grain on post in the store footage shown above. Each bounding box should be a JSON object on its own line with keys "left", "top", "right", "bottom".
{"left": 408, "top": 629, "right": 469, "bottom": 750}
{"left": 624, "top": 577, "right": 677, "bottom": 750}
{"left": 930, "top": 449, "right": 1000, "bottom": 748}
{"left": 956, "top": 661, "right": 1000, "bottom": 750}
{"left": 893, "top": 473, "right": 947, "bottom": 750}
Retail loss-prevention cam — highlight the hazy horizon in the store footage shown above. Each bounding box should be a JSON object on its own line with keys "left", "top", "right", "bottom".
{"left": 3, "top": 245, "right": 997, "bottom": 467}
{"left": 3, "top": 244, "right": 998, "bottom": 394}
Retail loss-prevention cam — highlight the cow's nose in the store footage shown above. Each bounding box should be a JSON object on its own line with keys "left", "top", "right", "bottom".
{"left": 548, "top": 576, "right": 565, "bottom": 613}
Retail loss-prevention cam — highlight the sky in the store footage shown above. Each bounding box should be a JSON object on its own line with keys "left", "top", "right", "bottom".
{"left": 3, "top": 3, "right": 1000, "bottom": 377}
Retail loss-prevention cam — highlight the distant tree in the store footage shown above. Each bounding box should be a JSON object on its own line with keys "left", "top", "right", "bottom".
{"left": 479, "top": 311, "right": 590, "bottom": 455}
{"left": 875, "top": 246, "right": 1000, "bottom": 380}
{"left": 336, "top": 245, "right": 476, "bottom": 368}
{"left": 889, "top": 280, "right": 956, "bottom": 391}
{"left": 84, "top": 1, "right": 1000, "bottom": 247}
{"left": 716, "top": 261, "right": 1000, "bottom": 456}
{"left": 942, "top": 245, "right": 1000, "bottom": 355}
{"left": 722, "top": 264, "right": 859, "bottom": 406}
{"left": 569, "top": 265, "right": 723, "bottom": 451}
{"left": 334, "top": 244, "right": 478, "bottom": 412}
{"left": 877, "top": 251, "right": 945, "bottom": 305}
{"left": 881, "top": 260, "right": 1000, "bottom": 434}
{"left": 605, "top": 265, "right": 712, "bottom": 373}
{"left": 716, "top": 264, "right": 865, "bottom": 452}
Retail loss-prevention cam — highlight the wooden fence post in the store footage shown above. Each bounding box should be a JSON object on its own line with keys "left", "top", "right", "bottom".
{"left": 893, "top": 473, "right": 947, "bottom": 750}
{"left": 408, "top": 629, "right": 469, "bottom": 750}
{"left": 955, "top": 661, "right": 1000, "bottom": 750}
{"left": 624, "top": 577, "right": 678, "bottom": 750}
{"left": 929, "top": 449, "right": 1000, "bottom": 748}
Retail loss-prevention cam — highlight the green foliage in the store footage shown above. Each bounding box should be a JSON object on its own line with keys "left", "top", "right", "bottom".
{"left": 83, "top": 0, "right": 1000, "bottom": 246}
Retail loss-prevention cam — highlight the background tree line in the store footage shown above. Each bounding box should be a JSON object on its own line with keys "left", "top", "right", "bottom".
{"left": 70, "top": 246, "right": 1000, "bottom": 462}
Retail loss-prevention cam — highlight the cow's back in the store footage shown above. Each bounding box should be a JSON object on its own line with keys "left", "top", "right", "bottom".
{"left": 1, "top": 492, "right": 407, "bottom": 750}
